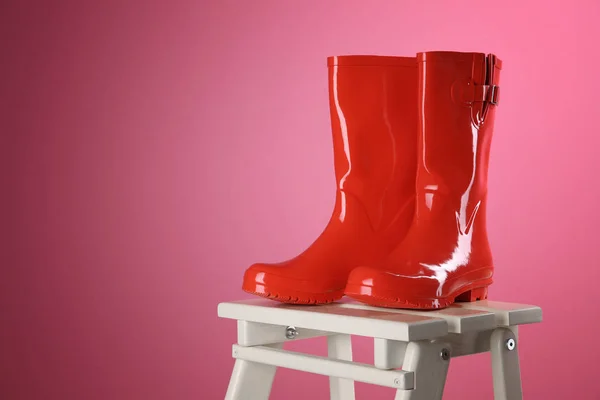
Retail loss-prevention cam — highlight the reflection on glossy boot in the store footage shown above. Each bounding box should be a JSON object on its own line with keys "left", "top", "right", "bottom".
{"left": 242, "top": 55, "right": 418, "bottom": 304}
{"left": 345, "top": 51, "right": 502, "bottom": 310}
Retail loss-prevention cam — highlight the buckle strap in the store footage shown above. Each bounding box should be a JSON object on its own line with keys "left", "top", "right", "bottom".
{"left": 472, "top": 84, "right": 500, "bottom": 105}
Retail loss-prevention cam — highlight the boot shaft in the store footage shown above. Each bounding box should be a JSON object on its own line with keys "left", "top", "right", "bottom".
{"left": 326, "top": 55, "right": 418, "bottom": 231}
{"left": 415, "top": 51, "right": 501, "bottom": 221}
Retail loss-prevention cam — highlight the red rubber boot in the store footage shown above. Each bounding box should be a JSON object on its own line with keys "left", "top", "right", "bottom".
{"left": 243, "top": 55, "right": 418, "bottom": 304}
{"left": 345, "top": 51, "right": 502, "bottom": 310}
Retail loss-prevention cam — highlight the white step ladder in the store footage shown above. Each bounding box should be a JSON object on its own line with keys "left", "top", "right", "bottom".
{"left": 218, "top": 298, "right": 542, "bottom": 400}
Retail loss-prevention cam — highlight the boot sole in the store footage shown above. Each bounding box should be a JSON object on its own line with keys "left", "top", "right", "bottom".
{"left": 344, "top": 280, "right": 492, "bottom": 310}
{"left": 242, "top": 283, "right": 344, "bottom": 305}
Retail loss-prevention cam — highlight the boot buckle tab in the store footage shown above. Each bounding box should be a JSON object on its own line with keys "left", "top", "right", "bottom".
{"left": 489, "top": 85, "right": 499, "bottom": 105}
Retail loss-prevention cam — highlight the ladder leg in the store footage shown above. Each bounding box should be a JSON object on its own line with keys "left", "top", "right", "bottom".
{"left": 394, "top": 340, "right": 451, "bottom": 400}
{"left": 225, "top": 343, "right": 283, "bottom": 400}
{"left": 327, "top": 334, "right": 356, "bottom": 400}
{"left": 490, "top": 328, "right": 523, "bottom": 400}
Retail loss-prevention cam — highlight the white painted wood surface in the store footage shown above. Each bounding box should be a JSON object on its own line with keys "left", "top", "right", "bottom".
{"left": 219, "top": 298, "right": 542, "bottom": 400}
{"left": 218, "top": 299, "right": 449, "bottom": 342}
{"left": 231, "top": 344, "right": 414, "bottom": 390}
{"left": 394, "top": 340, "right": 451, "bottom": 400}
{"left": 224, "top": 343, "right": 283, "bottom": 400}
{"left": 327, "top": 334, "right": 355, "bottom": 400}
{"left": 490, "top": 328, "right": 523, "bottom": 400}
{"left": 457, "top": 300, "right": 543, "bottom": 326}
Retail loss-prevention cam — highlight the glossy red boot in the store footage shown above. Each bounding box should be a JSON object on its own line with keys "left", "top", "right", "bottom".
{"left": 243, "top": 55, "right": 418, "bottom": 304}
{"left": 345, "top": 51, "right": 502, "bottom": 309}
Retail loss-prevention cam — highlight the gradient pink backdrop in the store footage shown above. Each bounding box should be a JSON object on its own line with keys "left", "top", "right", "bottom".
{"left": 2, "top": 1, "right": 599, "bottom": 399}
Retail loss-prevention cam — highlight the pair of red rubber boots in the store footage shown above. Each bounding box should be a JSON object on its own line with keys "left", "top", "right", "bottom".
{"left": 242, "top": 51, "right": 501, "bottom": 310}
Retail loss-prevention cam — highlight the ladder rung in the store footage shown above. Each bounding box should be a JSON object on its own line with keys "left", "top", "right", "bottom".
{"left": 232, "top": 344, "right": 414, "bottom": 390}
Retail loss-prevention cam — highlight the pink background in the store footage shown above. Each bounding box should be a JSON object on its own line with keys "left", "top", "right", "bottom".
{"left": 2, "top": 1, "right": 599, "bottom": 399}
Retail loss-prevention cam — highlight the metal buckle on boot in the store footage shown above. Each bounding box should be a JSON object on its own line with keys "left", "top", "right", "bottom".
{"left": 489, "top": 85, "right": 499, "bottom": 105}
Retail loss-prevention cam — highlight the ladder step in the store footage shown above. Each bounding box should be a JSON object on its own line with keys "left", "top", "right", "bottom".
{"left": 219, "top": 299, "right": 448, "bottom": 341}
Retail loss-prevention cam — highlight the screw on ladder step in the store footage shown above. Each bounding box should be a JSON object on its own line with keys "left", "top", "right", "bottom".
{"left": 506, "top": 338, "right": 516, "bottom": 351}
{"left": 440, "top": 348, "right": 450, "bottom": 361}
{"left": 285, "top": 326, "right": 298, "bottom": 340}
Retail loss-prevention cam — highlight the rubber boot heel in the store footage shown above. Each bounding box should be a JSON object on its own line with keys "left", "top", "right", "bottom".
{"left": 455, "top": 286, "right": 488, "bottom": 302}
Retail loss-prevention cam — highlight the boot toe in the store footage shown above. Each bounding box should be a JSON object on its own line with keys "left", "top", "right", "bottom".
{"left": 242, "top": 263, "right": 344, "bottom": 304}
{"left": 344, "top": 266, "right": 443, "bottom": 309}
